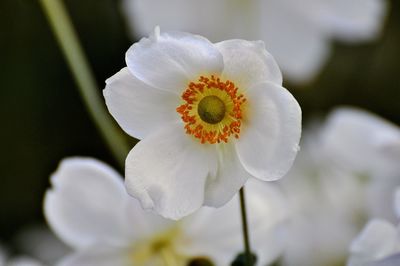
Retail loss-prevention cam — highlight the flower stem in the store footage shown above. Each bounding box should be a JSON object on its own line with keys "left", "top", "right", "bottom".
{"left": 38, "top": 0, "right": 129, "bottom": 168}
{"left": 239, "top": 186, "right": 252, "bottom": 266}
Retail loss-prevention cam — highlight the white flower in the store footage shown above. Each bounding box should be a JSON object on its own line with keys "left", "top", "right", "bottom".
{"left": 320, "top": 107, "right": 400, "bottom": 222}
{"left": 45, "top": 157, "right": 288, "bottom": 266}
{"left": 278, "top": 130, "right": 365, "bottom": 266}
{"left": 320, "top": 107, "right": 400, "bottom": 178}
{"left": 121, "top": 0, "right": 388, "bottom": 83}
{"left": 277, "top": 107, "right": 400, "bottom": 266}
{"left": 103, "top": 27, "right": 301, "bottom": 219}
{"left": 347, "top": 188, "right": 400, "bottom": 266}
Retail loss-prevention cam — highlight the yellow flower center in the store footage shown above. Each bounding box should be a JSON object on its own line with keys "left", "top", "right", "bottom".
{"left": 176, "top": 75, "right": 246, "bottom": 144}
{"left": 130, "top": 226, "right": 186, "bottom": 266}
{"left": 197, "top": 95, "right": 226, "bottom": 124}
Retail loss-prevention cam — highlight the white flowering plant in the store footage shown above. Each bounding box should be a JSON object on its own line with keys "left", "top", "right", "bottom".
{"left": 104, "top": 26, "right": 302, "bottom": 220}
{"left": 3, "top": 1, "right": 399, "bottom": 266}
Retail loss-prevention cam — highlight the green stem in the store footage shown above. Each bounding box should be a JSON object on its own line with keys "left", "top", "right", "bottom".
{"left": 239, "top": 186, "right": 252, "bottom": 266}
{"left": 38, "top": 0, "right": 129, "bottom": 168}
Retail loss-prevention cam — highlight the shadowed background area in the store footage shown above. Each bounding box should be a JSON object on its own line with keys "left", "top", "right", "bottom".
{"left": 0, "top": 0, "right": 399, "bottom": 249}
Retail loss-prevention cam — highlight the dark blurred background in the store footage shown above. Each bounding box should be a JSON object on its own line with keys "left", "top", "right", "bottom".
{"left": 0, "top": 0, "right": 399, "bottom": 244}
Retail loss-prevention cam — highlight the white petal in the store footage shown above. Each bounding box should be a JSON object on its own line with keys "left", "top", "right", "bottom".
{"left": 259, "top": 2, "right": 330, "bottom": 83}
{"left": 178, "top": 180, "right": 287, "bottom": 266}
{"left": 57, "top": 246, "right": 131, "bottom": 266}
{"left": 283, "top": 211, "right": 357, "bottom": 266}
{"left": 245, "top": 181, "right": 288, "bottom": 265}
{"left": 125, "top": 124, "right": 217, "bottom": 220}
{"left": 318, "top": 0, "right": 388, "bottom": 42}
{"left": 350, "top": 219, "right": 399, "bottom": 260}
{"left": 236, "top": 82, "right": 301, "bottom": 181}
{"left": 44, "top": 158, "right": 130, "bottom": 249}
{"left": 104, "top": 67, "right": 180, "bottom": 139}
{"left": 126, "top": 28, "right": 223, "bottom": 93}
{"left": 395, "top": 188, "right": 400, "bottom": 220}
{"left": 365, "top": 178, "right": 400, "bottom": 223}
{"left": 121, "top": 0, "right": 236, "bottom": 42}
{"left": 321, "top": 107, "right": 400, "bottom": 177}
{"left": 215, "top": 39, "right": 282, "bottom": 89}
{"left": 123, "top": 194, "right": 175, "bottom": 240}
{"left": 203, "top": 143, "right": 249, "bottom": 207}
{"left": 373, "top": 254, "right": 400, "bottom": 266}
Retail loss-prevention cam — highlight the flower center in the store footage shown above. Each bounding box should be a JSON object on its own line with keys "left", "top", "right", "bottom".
{"left": 177, "top": 75, "right": 246, "bottom": 144}
{"left": 197, "top": 95, "right": 226, "bottom": 124}
{"left": 130, "top": 226, "right": 186, "bottom": 265}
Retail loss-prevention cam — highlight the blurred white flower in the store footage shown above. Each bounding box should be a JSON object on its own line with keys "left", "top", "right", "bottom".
{"left": 104, "top": 27, "right": 301, "bottom": 219}
{"left": 347, "top": 188, "right": 400, "bottom": 266}
{"left": 278, "top": 107, "right": 400, "bottom": 266}
{"left": 320, "top": 107, "right": 400, "bottom": 222}
{"left": 122, "top": 0, "right": 388, "bottom": 83}
{"left": 278, "top": 132, "right": 365, "bottom": 266}
{"left": 320, "top": 107, "right": 400, "bottom": 178}
{"left": 45, "top": 157, "right": 288, "bottom": 266}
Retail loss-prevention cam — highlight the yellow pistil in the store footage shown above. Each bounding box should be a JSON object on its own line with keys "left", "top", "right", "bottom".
{"left": 197, "top": 95, "right": 226, "bottom": 124}
{"left": 177, "top": 75, "right": 246, "bottom": 144}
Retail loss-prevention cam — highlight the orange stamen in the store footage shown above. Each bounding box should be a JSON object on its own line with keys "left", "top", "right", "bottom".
{"left": 176, "top": 75, "right": 246, "bottom": 144}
